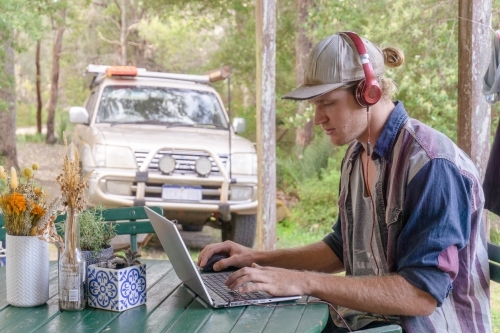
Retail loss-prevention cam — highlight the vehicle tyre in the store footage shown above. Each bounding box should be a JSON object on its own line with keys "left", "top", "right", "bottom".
{"left": 181, "top": 224, "right": 204, "bottom": 232}
{"left": 221, "top": 214, "right": 257, "bottom": 248}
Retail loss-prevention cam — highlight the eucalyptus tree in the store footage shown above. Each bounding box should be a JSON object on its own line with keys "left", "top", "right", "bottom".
{"left": 46, "top": 0, "right": 70, "bottom": 144}
{"left": 294, "top": 0, "right": 315, "bottom": 149}
{"left": 0, "top": 0, "right": 44, "bottom": 168}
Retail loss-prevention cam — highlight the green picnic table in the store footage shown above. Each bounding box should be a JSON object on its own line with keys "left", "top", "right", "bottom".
{"left": 0, "top": 260, "right": 330, "bottom": 333}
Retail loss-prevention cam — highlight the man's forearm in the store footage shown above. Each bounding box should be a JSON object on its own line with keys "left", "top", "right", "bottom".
{"left": 251, "top": 241, "right": 343, "bottom": 273}
{"left": 306, "top": 273, "right": 437, "bottom": 316}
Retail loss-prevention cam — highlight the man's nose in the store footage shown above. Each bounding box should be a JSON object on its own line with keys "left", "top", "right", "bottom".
{"left": 313, "top": 107, "right": 326, "bottom": 126}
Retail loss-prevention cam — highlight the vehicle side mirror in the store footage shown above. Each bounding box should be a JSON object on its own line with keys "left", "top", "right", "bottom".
{"left": 69, "top": 106, "right": 89, "bottom": 124}
{"left": 232, "top": 118, "right": 246, "bottom": 134}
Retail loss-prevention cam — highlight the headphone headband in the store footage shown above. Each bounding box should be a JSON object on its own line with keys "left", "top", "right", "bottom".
{"left": 341, "top": 31, "right": 382, "bottom": 107}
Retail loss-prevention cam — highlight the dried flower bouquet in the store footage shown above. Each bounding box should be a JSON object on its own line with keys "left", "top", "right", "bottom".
{"left": 0, "top": 164, "right": 61, "bottom": 240}
{"left": 56, "top": 133, "right": 93, "bottom": 310}
{"left": 56, "top": 134, "right": 93, "bottom": 255}
{"left": 1, "top": 163, "right": 62, "bottom": 307}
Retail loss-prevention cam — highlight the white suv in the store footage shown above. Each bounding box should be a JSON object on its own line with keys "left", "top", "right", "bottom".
{"left": 70, "top": 65, "right": 258, "bottom": 247}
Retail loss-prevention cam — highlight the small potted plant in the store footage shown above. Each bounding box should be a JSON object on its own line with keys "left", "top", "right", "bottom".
{"left": 79, "top": 205, "right": 116, "bottom": 266}
{"left": 87, "top": 249, "right": 146, "bottom": 311}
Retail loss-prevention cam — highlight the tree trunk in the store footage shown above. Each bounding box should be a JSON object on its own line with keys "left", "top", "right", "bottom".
{"left": 255, "top": 0, "right": 277, "bottom": 250}
{"left": 0, "top": 34, "right": 19, "bottom": 169}
{"left": 457, "top": 0, "right": 492, "bottom": 236}
{"left": 120, "top": 0, "right": 127, "bottom": 65}
{"left": 294, "top": 0, "right": 314, "bottom": 149}
{"left": 46, "top": 10, "right": 66, "bottom": 145}
{"left": 36, "top": 40, "right": 42, "bottom": 134}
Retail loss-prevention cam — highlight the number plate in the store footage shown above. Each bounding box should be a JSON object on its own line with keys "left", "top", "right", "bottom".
{"left": 162, "top": 185, "right": 202, "bottom": 201}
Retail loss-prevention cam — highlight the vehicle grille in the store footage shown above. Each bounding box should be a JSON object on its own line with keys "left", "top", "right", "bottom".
{"left": 134, "top": 149, "right": 228, "bottom": 175}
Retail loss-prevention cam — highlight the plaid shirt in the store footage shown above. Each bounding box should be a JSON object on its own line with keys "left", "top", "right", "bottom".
{"left": 324, "top": 102, "right": 491, "bottom": 332}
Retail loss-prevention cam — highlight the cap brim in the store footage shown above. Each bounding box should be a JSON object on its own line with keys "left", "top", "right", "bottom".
{"left": 281, "top": 82, "right": 344, "bottom": 101}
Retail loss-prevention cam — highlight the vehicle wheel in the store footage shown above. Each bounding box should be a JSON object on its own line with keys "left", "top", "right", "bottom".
{"left": 221, "top": 214, "right": 257, "bottom": 248}
{"left": 181, "top": 224, "right": 204, "bottom": 232}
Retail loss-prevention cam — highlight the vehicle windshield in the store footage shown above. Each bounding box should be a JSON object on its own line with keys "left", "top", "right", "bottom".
{"left": 96, "top": 85, "right": 228, "bottom": 128}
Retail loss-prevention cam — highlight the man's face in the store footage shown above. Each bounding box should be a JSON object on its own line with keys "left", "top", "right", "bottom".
{"left": 311, "top": 88, "right": 367, "bottom": 146}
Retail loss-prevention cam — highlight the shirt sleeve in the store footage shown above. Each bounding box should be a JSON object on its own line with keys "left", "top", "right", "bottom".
{"left": 397, "top": 158, "right": 472, "bottom": 307}
{"left": 323, "top": 217, "right": 344, "bottom": 263}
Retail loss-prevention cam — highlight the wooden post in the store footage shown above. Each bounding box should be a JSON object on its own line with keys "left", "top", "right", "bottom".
{"left": 255, "top": 0, "right": 277, "bottom": 250}
{"left": 458, "top": 0, "right": 491, "bottom": 233}
{"left": 458, "top": 0, "right": 491, "bottom": 178}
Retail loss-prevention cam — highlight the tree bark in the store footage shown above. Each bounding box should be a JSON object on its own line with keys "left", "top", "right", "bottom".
{"left": 36, "top": 40, "right": 42, "bottom": 134}
{"left": 294, "top": 0, "right": 314, "bottom": 149}
{"left": 255, "top": 0, "right": 276, "bottom": 250}
{"left": 0, "top": 34, "right": 19, "bottom": 169}
{"left": 457, "top": 0, "right": 492, "bottom": 235}
{"left": 46, "top": 10, "right": 67, "bottom": 144}
{"left": 120, "top": 0, "right": 127, "bottom": 65}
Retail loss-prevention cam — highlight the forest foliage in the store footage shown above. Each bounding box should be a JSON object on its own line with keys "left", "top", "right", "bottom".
{"left": 2, "top": 0, "right": 500, "bottom": 230}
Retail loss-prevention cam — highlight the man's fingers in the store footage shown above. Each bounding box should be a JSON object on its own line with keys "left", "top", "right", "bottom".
{"left": 225, "top": 268, "right": 253, "bottom": 289}
{"left": 198, "top": 245, "right": 217, "bottom": 267}
{"left": 198, "top": 242, "right": 233, "bottom": 267}
{"left": 226, "top": 267, "right": 270, "bottom": 290}
{"left": 213, "top": 259, "right": 229, "bottom": 271}
{"left": 237, "top": 282, "right": 270, "bottom": 294}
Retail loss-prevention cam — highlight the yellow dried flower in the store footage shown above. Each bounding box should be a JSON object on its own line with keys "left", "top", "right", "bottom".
{"left": 57, "top": 132, "right": 93, "bottom": 213}
{"left": 0, "top": 165, "right": 59, "bottom": 238}
{"left": 31, "top": 204, "right": 46, "bottom": 217}
{"left": 23, "top": 167, "right": 34, "bottom": 179}
{"left": 10, "top": 167, "right": 18, "bottom": 189}
{"left": 32, "top": 163, "right": 39, "bottom": 171}
{"left": 5, "top": 193, "right": 27, "bottom": 214}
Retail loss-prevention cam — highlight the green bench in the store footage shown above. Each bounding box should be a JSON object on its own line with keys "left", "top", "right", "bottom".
{"left": 0, "top": 206, "right": 163, "bottom": 252}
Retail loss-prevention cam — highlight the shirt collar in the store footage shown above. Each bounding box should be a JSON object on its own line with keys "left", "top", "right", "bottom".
{"left": 371, "top": 101, "right": 408, "bottom": 161}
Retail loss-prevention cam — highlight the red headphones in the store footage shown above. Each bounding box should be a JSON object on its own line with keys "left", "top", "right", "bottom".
{"left": 341, "top": 32, "right": 382, "bottom": 107}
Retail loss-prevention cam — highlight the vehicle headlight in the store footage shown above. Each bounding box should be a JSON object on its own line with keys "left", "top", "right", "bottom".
{"left": 230, "top": 186, "right": 253, "bottom": 201}
{"left": 93, "top": 144, "right": 137, "bottom": 169}
{"left": 93, "top": 144, "right": 106, "bottom": 167}
{"left": 230, "top": 153, "right": 257, "bottom": 175}
{"left": 195, "top": 157, "right": 212, "bottom": 177}
{"left": 158, "top": 155, "right": 176, "bottom": 175}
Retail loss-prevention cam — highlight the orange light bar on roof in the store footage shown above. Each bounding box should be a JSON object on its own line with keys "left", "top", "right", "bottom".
{"left": 105, "top": 66, "right": 138, "bottom": 77}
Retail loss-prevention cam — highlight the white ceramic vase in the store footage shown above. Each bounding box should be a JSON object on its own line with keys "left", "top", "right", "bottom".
{"left": 6, "top": 234, "right": 49, "bottom": 307}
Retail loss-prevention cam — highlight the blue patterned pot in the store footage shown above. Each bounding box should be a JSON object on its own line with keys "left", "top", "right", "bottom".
{"left": 87, "top": 263, "right": 146, "bottom": 311}
{"left": 82, "top": 246, "right": 114, "bottom": 266}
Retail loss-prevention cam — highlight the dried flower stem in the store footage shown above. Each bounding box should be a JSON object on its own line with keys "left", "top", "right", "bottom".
{"left": 56, "top": 133, "right": 93, "bottom": 265}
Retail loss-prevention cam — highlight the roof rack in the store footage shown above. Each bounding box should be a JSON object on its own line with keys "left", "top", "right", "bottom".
{"left": 86, "top": 64, "right": 220, "bottom": 84}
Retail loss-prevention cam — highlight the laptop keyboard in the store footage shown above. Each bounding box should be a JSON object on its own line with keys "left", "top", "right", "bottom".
{"left": 201, "top": 272, "right": 266, "bottom": 302}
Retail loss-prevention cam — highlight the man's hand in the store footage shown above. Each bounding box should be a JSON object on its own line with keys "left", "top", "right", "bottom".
{"left": 197, "top": 240, "right": 255, "bottom": 271}
{"left": 225, "top": 263, "right": 306, "bottom": 296}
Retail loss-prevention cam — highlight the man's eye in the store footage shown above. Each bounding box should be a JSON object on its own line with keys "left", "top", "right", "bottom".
{"left": 323, "top": 101, "right": 333, "bottom": 106}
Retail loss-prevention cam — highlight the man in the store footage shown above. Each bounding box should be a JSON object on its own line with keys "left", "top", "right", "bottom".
{"left": 198, "top": 32, "right": 490, "bottom": 332}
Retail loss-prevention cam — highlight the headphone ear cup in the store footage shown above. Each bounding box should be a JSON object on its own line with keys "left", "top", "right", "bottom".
{"left": 355, "top": 80, "right": 368, "bottom": 107}
{"left": 355, "top": 79, "right": 382, "bottom": 107}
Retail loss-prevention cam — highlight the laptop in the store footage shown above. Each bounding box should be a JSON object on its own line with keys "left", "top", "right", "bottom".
{"left": 145, "top": 207, "right": 301, "bottom": 308}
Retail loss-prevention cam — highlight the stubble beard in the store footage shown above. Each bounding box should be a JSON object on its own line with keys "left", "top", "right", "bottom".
{"left": 328, "top": 121, "right": 367, "bottom": 147}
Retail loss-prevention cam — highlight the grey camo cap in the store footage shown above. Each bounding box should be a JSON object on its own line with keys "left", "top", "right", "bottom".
{"left": 282, "top": 32, "right": 385, "bottom": 101}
